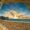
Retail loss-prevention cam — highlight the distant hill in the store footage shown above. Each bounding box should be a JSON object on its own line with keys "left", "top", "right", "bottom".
{"left": 0, "top": 16, "right": 9, "bottom": 20}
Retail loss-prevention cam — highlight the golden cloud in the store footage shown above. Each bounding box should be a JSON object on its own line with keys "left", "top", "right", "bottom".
{"left": 3, "top": 10, "right": 30, "bottom": 19}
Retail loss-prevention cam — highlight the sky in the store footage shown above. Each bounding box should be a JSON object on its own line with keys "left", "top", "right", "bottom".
{"left": 0, "top": 2, "right": 30, "bottom": 16}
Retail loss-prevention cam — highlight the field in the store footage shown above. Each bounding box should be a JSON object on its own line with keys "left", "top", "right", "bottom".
{"left": 0, "top": 20, "right": 30, "bottom": 30}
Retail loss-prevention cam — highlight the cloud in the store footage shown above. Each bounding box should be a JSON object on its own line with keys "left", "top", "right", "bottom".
{"left": 3, "top": 10, "right": 27, "bottom": 19}
{"left": 3, "top": 10, "right": 17, "bottom": 18}
{"left": 19, "top": 12, "right": 27, "bottom": 15}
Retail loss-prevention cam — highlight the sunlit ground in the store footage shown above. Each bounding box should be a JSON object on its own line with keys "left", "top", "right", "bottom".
{"left": 0, "top": 20, "right": 30, "bottom": 30}
{"left": 0, "top": 23, "right": 8, "bottom": 30}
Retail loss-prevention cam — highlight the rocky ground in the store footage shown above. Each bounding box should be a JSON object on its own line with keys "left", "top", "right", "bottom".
{"left": 0, "top": 20, "right": 30, "bottom": 30}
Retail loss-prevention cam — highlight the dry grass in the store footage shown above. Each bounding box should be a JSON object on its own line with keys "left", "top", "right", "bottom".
{"left": 0, "top": 20, "right": 30, "bottom": 30}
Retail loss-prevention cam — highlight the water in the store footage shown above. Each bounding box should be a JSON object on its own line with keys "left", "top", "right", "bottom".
{"left": 1, "top": 19, "right": 30, "bottom": 23}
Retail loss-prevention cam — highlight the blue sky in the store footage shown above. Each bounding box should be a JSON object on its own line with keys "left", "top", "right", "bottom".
{"left": 0, "top": 3, "right": 30, "bottom": 16}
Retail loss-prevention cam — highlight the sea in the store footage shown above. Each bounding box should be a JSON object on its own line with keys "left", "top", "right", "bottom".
{"left": 1, "top": 19, "right": 30, "bottom": 23}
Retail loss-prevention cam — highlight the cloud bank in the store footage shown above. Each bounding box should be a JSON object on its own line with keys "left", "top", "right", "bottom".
{"left": 3, "top": 10, "right": 28, "bottom": 19}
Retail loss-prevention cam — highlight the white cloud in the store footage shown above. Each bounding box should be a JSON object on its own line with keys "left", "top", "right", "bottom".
{"left": 3, "top": 10, "right": 28, "bottom": 19}
{"left": 19, "top": 12, "right": 27, "bottom": 15}
{"left": 3, "top": 10, "right": 18, "bottom": 18}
